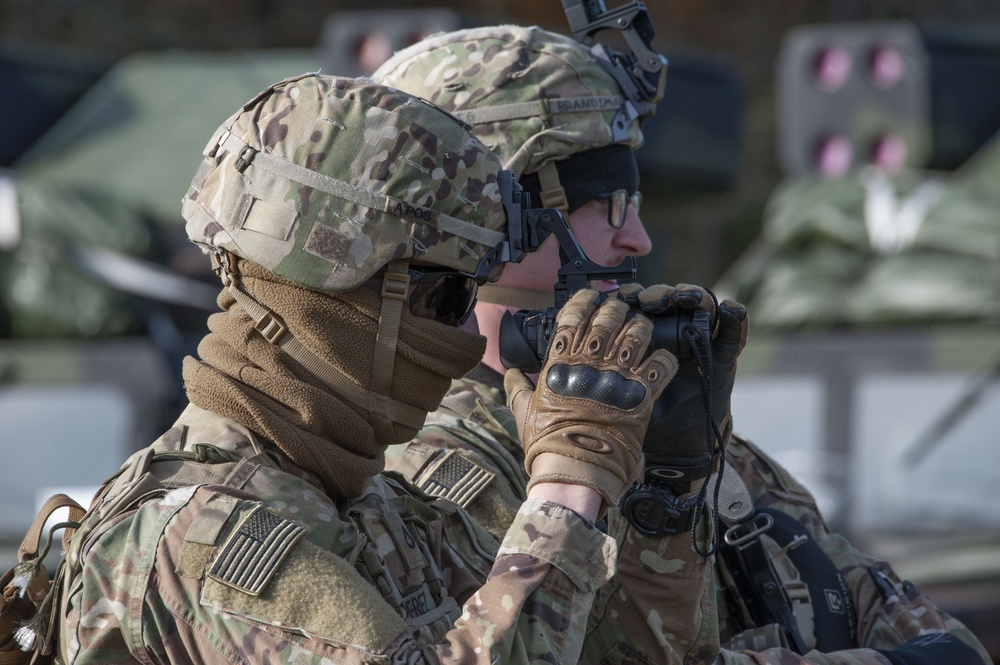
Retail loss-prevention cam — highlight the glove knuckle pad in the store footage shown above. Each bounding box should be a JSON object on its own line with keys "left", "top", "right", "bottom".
{"left": 546, "top": 363, "right": 646, "bottom": 411}
{"left": 615, "top": 319, "right": 652, "bottom": 366}
{"left": 641, "top": 350, "right": 678, "bottom": 388}
{"left": 581, "top": 300, "right": 628, "bottom": 357}
{"left": 550, "top": 329, "right": 574, "bottom": 357}
{"left": 585, "top": 334, "right": 607, "bottom": 356}
{"left": 616, "top": 341, "right": 637, "bottom": 365}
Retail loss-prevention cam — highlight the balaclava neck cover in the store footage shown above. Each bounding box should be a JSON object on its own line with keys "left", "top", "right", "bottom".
{"left": 183, "top": 260, "right": 486, "bottom": 499}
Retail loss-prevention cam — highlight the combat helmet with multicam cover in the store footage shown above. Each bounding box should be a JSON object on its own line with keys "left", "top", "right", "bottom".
{"left": 183, "top": 73, "right": 509, "bottom": 293}
{"left": 182, "top": 73, "right": 511, "bottom": 439}
{"left": 373, "top": 25, "right": 647, "bottom": 212}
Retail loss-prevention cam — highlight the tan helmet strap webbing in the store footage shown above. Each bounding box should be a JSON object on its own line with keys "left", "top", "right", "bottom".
{"left": 371, "top": 259, "right": 410, "bottom": 442}
{"left": 450, "top": 95, "right": 625, "bottom": 126}
{"left": 536, "top": 161, "right": 569, "bottom": 212}
{"left": 475, "top": 284, "right": 558, "bottom": 310}
{"left": 223, "top": 267, "right": 426, "bottom": 432}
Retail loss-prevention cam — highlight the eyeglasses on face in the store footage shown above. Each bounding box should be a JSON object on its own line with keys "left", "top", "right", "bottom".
{"left": 597, "top": 190, "right": 642, "bottom": 229}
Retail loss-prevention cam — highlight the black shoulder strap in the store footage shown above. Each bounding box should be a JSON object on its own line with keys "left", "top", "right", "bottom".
{"left": 719, "top": 511, "right": 810, "bottom": 654}
{"left": 759, "top": 508, "right": 857, "bottom": 651}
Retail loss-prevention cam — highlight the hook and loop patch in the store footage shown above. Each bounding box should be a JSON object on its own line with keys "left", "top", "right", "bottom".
{"left": 207, "top": 504, "right": 307, "bottom": 596}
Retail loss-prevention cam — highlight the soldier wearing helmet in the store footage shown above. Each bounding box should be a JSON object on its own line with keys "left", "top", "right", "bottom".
{"left": 375, "top": 25, "right": 992, "bottom": 665}
{"left": 48, "top": 73, "right": 681, "bottom": 664}
{"left": 376, "top": 25, "right": 653, "bottom": 371}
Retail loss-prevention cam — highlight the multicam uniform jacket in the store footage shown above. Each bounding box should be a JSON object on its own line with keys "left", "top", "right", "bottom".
{"left": 385, "top": 365, "right": 992, "bottom": 665}
{"left": 57, "top": 404, "right": 617, "bottom": 664}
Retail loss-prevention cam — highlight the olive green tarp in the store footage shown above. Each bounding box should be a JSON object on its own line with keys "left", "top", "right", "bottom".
{"left": 3, "top": 49, "right": 320, "bottom": 337}
{"left": 716, "top": 132, "right": 1000, "bottom": 330}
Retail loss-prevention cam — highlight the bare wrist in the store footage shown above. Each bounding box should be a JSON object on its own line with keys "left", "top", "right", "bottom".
{"left": 527, "top": 482, "right": 603, "bottom": 521}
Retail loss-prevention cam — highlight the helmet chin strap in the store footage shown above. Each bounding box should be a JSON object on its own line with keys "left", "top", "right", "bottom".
{"left": 536, "top": 161, "right": 570, "bottom": 213}
{"left": 476, "top": 284, "right": 557, "bottom": 310}
{"left": 371, "top": 258, "right": 410, "bottom": 443}
{"left": 477, "top": 162, "right": 564, "bottom": 312}
{"left": 212, "top": 251, "right": 426, "bottom": 437}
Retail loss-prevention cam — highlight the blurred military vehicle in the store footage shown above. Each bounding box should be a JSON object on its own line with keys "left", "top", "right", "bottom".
{"left": 718, "top": 20, "right": 1000, "bottom": 660}
{"left": 0, "top": 42, "right": 113, "bottom": 168}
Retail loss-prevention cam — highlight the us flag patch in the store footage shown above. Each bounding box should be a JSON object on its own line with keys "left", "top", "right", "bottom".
{"left": 418, "top": 451, "right": 494, "bottom": 507}
{"left": 208, "top": 505, "right": 306, "bottom": 596}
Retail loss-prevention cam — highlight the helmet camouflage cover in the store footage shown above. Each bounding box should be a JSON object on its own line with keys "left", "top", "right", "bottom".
{"left": 373, "top": 25, "right": 645, "bottom": 178}
{"left": 182, "top": 73, "right": 508, "bottom": 293}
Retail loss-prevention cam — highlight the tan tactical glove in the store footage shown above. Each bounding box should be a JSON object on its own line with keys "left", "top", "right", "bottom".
{"left": 505, "top": 289, "right": 678, "bottom": 510}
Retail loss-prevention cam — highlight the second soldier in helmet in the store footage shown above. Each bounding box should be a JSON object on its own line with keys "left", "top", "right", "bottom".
{"left": 374, "top": 24, "right": 992, "bottom": 665}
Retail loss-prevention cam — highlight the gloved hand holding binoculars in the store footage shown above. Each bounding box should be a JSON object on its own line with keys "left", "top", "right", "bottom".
{"left": 616, "top": 282, "right": 748, "bottom": 493}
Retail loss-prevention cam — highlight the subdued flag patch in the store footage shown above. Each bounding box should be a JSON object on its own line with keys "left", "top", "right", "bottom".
{"left": 418, "top": 450, "right": 494, "bottom": 507}
{"left": 208, "top": 505, "right": 306, "bottom": 596}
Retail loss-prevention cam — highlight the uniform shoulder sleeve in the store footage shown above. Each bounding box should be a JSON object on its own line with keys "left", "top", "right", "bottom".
{"left": 386, "top": 376, "right": 529, "bottom": 540}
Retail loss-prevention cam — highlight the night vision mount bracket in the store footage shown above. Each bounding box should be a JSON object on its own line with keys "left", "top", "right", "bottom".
{"left": 482, "top": 170, "right": 636, "bottom": 304}
{"left": 561, "top": 0, "right": 668, "bottom": 138}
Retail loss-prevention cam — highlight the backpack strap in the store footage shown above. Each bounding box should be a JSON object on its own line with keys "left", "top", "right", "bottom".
{"left": 713, "top": 459, "right": 829, "bottom": 653}
{"left": 711, "top": 456, "right": 814, "bottom": 653}
{"left": 18, "top": 495, "right": 85, "bottom": 563}
{"left": 719, "top": 511, "right": 810, "bottom": 653}
{"left": 0, "top": 493, "right": 86, "bottom": 664}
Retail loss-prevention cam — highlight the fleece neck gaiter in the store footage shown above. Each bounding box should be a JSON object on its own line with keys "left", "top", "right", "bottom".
{"left": 183, "top": 260, "right": 485, "bottom": 499}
